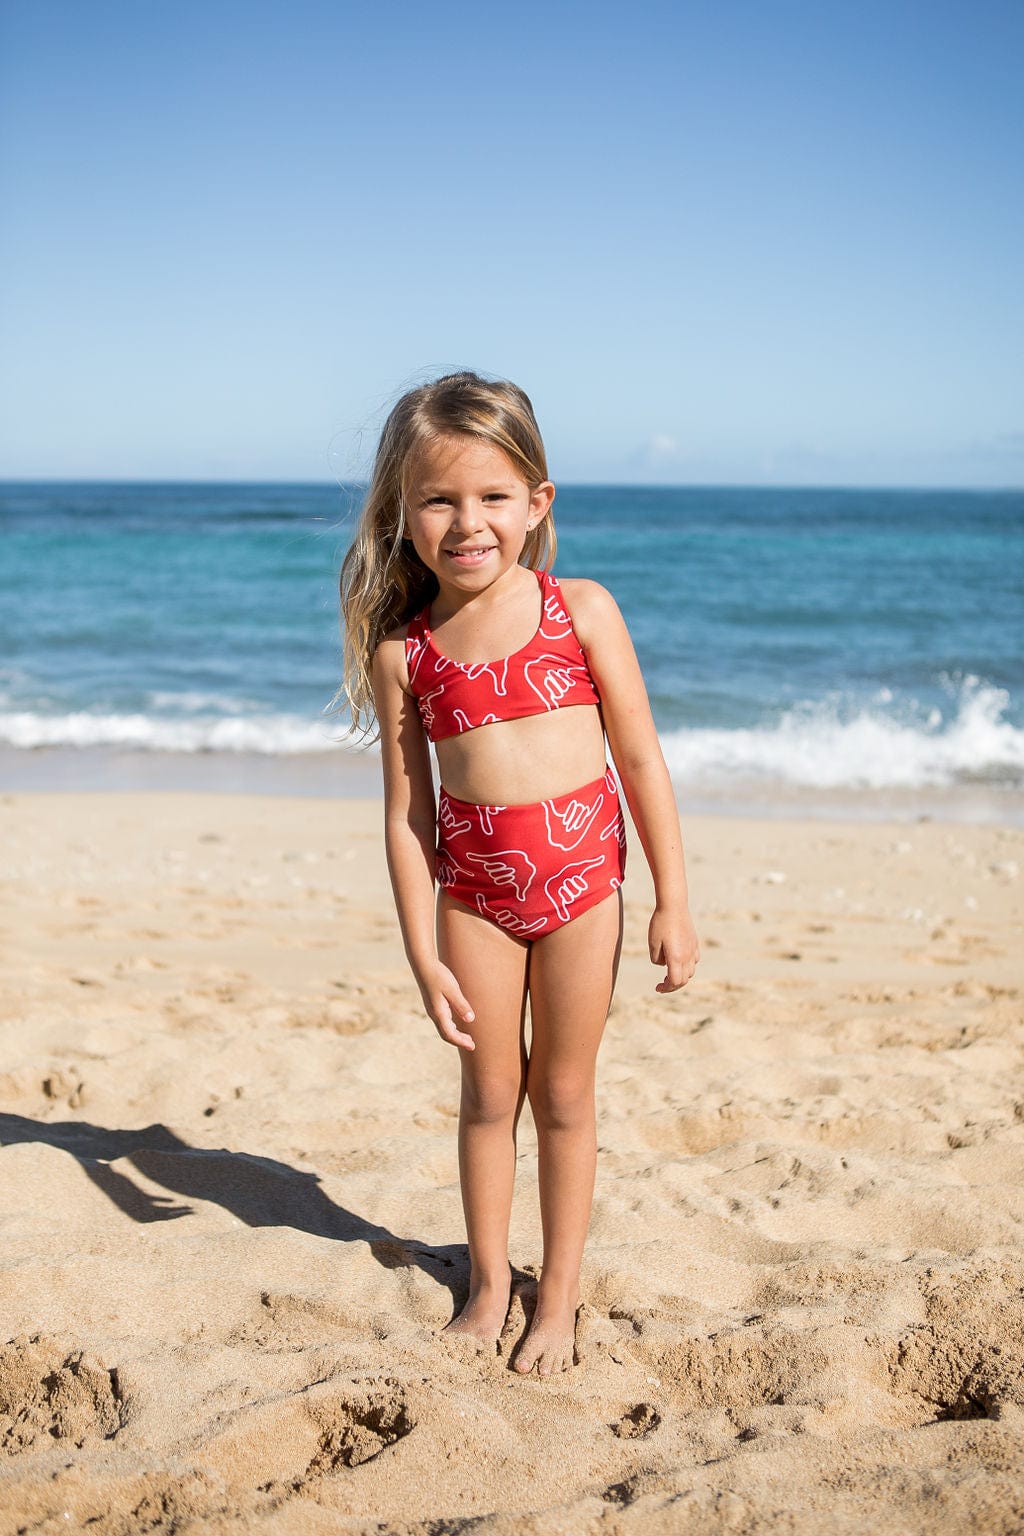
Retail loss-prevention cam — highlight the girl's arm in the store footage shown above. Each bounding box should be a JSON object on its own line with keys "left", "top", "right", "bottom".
{"left": 371, "top": 634, "right": 477, "bottom": 1048}
{"left": 567, "top": 580, "right": 700, "bottom": 993}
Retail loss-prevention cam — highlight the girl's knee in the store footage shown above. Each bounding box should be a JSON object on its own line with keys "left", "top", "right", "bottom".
{"left": 461, "top": 1072, "right": 523, "bottom": 1126}
{"left": 527, "top": 1069, "right": 595, "bottom": 1131}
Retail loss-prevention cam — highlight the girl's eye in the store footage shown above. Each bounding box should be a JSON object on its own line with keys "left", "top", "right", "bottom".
{"left": 424, "top": 496, "right": 450, "bottom": 506}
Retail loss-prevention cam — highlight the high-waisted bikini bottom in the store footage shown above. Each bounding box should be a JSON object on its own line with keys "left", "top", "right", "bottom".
{"left": 435, "top": 767, "right": 627, "bottom": 939}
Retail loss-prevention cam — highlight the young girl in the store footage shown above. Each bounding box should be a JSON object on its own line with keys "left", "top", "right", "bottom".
{"left": 340, "top": 372, "right": 699, "bottom": 1377}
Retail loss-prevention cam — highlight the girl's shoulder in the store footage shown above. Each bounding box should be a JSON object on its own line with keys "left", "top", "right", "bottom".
{"left": 372, "top": 622, "right": 413, "bottom": 694}
{"left": 555, "top": 576, "right": 621, "bottom": 629}
{"left": 555, "top": 575, "right": 615, "bottom": 605}
{"left": 378, "top": 617, "right": 412, "bottom": 647}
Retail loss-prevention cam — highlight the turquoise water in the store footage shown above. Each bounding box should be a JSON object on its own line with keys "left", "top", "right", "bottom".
{"left": 1, "top": 481, "right": 1022, "bottom": 800}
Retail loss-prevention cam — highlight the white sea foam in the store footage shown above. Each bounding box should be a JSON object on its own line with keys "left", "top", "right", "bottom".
{"left": 1, "top": 677, "right": 1021, "bottom": 789}
{"left": 661, "top": 678, "right": 1024, "bottom": 790}
{"left": 146, "top": 690, "right": 265, "bottom": 715}
{"left": 0, "top": 711, "right": 345, "bottom": 754}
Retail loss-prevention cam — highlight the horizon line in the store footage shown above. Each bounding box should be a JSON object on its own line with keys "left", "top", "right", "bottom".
{"left": 1, "top": 476, "right": 1022, "bottom": 496}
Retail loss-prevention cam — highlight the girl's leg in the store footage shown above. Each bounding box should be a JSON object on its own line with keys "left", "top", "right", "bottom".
{"left": 437, "top": 891, "right": 530, "bottom": 1341}
{"left": 516, "top": 890, "right": 622, "bottom": 1375}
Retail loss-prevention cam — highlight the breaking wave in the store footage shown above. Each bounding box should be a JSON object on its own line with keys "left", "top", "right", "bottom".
{"left": 661, "top": 677, "right": 1023, "bottom": 790}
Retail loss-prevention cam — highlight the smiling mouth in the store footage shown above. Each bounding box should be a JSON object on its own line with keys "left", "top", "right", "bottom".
{"left": 444, "top": 546, "right": 495, "bottom": 560}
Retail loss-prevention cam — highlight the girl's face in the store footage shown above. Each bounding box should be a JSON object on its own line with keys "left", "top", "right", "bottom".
{"left": 403, "top": 435, "right": 554, "bottom": 595}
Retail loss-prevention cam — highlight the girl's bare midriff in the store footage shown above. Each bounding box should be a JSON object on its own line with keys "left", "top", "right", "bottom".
{"left": 432, "top": 704, "right": 609, "bottom": 805}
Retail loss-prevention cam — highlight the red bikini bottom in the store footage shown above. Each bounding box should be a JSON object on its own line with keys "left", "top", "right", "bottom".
{"left": 435, "top": 767, "right": 627, "bottom": 939}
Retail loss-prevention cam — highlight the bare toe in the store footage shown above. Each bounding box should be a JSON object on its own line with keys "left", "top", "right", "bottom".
{"left": 514, "top": 1346, "right": 537, "bottom": 1374}
{"left": 513, "top": 1311, "right": 578, "bottom": 1377}
{"left": 444, "top": 1273, "right": 511, "bottom": 1347}
{"left": 441, "top": 1330, "right": 493, "bottom": 1365}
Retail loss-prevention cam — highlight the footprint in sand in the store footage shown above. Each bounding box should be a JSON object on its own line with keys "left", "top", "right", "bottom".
{"left": 41, "top": 1068, "right": 86, "bottom": 1109}
{"left": 611, "top": 1402, "right": 662, "bottom": 1438}
{"left": 885, "top": 1267, "right": 1024, "bottom": 1424}
{"left": 303, "top": 1389, "right": 415, "bottom": 1472}
{"left": 204, "top": 1377, "right": 417, "bottom": 1491}
{"left": 257, "top": 1289, "right": 357, "bottom": 1341}
{"left": 0, "top": 1335, "right": 128, "bottom": 1454}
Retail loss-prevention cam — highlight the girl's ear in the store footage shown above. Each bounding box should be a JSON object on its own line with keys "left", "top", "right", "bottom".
{"left": 528, "top": 479, "right": 556, "bottom": 529}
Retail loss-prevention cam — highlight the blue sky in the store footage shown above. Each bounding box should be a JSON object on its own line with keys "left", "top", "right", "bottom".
{"left": 1, "top": 0, "right": 1021, "bottom": 485}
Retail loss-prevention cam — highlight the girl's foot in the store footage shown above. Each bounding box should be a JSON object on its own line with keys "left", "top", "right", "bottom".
{"left": 514, "top": 1287, "right": 580, "bottom": 1376}
{"left": 443, "top": 1268, "right": 512, "bottom": 1344}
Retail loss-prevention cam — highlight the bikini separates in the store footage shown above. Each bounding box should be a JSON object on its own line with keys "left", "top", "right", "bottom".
{"left": 436, "top": 766, "right": 627, "bottom": 938}
{"left": 407, "top": 569, "right": 626, "bottom": 935}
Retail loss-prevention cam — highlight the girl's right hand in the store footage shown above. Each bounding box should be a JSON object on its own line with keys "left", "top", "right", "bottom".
{"left": 417, "top": 962, "right": 476, "bottom": 1050}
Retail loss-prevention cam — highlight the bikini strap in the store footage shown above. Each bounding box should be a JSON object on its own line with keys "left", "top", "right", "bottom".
{"left": 405, "top": 591, "right": 433, "bottom": 641}
{"left": 403, "top": 602, "right": 431, "bottom": 689}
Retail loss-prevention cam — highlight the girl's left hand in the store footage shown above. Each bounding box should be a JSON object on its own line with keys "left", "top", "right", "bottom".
{"left": 649, "top": 906, "right": 700, "bottom": 993}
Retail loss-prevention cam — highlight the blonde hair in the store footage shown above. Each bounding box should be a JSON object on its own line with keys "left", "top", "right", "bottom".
{"left": 339, "top": 371, "right": 557, "bottom": 736}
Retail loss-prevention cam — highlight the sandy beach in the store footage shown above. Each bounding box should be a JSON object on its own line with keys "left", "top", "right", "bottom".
{"left": 1, "top": 789, "right": 1022, "bottom": 1534}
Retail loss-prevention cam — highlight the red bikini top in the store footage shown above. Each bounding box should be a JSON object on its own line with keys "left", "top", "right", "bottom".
{"left": 404, "top": 569, "right": 602, "bottom": 742}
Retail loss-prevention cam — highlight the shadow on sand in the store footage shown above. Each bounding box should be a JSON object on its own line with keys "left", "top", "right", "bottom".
{"left": 0, "top": 1112, "right": 466, "bottom": 1306}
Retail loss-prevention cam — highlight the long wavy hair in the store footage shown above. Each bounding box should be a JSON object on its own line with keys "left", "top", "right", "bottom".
{"left": 338, "top": 371, "right": 557, "bottom": 737}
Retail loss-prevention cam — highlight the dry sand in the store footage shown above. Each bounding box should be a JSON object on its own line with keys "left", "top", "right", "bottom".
{"left": 1, "top": 791, "right": 1022, "bottom": 1534}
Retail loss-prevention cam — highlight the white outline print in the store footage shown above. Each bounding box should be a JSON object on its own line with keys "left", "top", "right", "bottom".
{"left": 450, "top": 657, "right": 510, "bottom": 696}
{"left": 475, "top": 894, "right": 548, "bottom": 936}
{"left": 411, "top": 640, "right": 457, "bottom": 684}
{"left": 543, "top": 791, "right": 605, "bottom": 851}
{"left": 464, "top": 847, "right": 536, "bottom": 903}
{"left": 436, "top": 856, "right": 464, "bottom": 891}
{"left": 545, "top": 855, "right": 605, "bottom": 924}
{"left": 539, "top": 578, "right": 574, "bottom": 640}
{"left": 476, "top": 805, "right": 506, "bottom": 837}
{"left": 599, "top": 812, "right": 627, "bottom": 856}
{"left": 405, "top": 631, "right": 431, "bottom": 687}
{"left": 452, "top": 707, "right": 500, "bottom": 734}
{"left": 523, "top": 653, "right": 589, "bottom": 710}
{"left": 437, "top": 795, "right": 472, "bottom": 840}
{"left": 417, "top": 683, "right": 448, "bottom": 738}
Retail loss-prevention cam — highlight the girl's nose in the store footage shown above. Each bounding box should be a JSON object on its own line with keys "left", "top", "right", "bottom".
{"left": 449, "top": 500, "right": 484, "bottom": 531}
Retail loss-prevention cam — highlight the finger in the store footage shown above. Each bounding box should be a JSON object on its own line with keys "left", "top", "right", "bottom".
{"left": 655, "top": 957, "right": 687, "bottom": 993}
{"left": 435, "top": 1016, "right": 475, "bottom": 1048}
{"left": 439, "top": 1020, "right": 476, "bottom": 1050}
{"left": 660, "top": 954, "right": 699, "bottom": 992}
{"left": 434, "top": 996, "right": 476, "bottom": 1051}
{"left": 448, "top": 987, "right": 475, "bottom": 1026}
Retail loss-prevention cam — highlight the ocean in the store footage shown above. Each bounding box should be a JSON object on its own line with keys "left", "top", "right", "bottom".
{"left": 2, "top": 481, "right": 1022, "bottom": 818}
